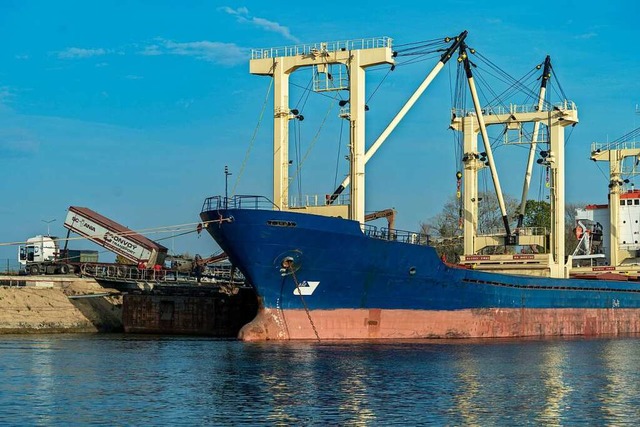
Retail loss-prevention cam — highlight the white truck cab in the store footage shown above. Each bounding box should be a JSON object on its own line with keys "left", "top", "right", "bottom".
{"left": 18, "top": 235, "right": 62, "bottom": 274}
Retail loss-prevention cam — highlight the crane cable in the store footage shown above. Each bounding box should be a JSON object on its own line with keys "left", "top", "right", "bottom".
{"left": 0, "top": 220, "right": 211, "bottom": 248}
{"left": 231, "top": 78, "right": 273, "bottom": 197}
{"left": 284, "top": 93, "right": 340, "bottom": 199}
{"left": 333, "top": 118, "right": 346, "bottom": 191}
{"left": 452, "top": 53, "right": 567, "bottom": 212}
{"left": 292, "top": 76, "right": 315, "bottom": 201}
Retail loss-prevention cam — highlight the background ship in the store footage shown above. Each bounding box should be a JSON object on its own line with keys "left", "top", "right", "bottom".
{"left": 201, "top": 31, "right": 640, "bottom": 341}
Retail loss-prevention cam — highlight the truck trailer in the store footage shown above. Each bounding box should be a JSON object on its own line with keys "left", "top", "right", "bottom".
{"left": 18, "top": 206, "right": 168, "bottom": 275}
{"left": 18, "top": 235, "right": 98, "bottom": 275}
{"left": 63, "top": 206, "right": 168, "bottom": 267}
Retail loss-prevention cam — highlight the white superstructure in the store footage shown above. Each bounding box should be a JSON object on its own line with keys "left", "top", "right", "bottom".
{"left": 575, "top": 189, "right": 640, "bottom": 264}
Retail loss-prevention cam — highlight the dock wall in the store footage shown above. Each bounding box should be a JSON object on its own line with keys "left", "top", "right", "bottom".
{"left": 122, "top": 287, "right": 258, "bottom": 336}
{"left": 0, "top": 276, "right": 123, "bottom": 333}
{"left": 0, "top": 276, "right": 258, "bottom": 337}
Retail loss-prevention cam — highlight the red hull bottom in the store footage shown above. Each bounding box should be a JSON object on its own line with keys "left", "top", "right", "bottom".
{"left": 238, "top": 307, "right": 640, "bottom": 341}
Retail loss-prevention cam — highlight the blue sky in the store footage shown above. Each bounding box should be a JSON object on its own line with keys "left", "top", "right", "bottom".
{"left": 0, "top": 1, "right": 638, "bottom": 263}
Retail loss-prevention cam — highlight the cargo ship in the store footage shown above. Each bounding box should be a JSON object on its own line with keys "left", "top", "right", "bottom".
{"left": 201, "top": 31, "right": 640, "bottom": 340}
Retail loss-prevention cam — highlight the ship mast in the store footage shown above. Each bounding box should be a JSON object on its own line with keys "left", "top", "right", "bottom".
{"left": 516, "top": 56, "right": 552, "bottom": 228}
{"left": 249, "top": 38, "right": 394, "bottom": 223}
{"left": 451, "top": 49, "right": 578, "bottom": 278}
{"left": 590, "top": 140, "right": 640, "bottom": 265}
{"left": 460, "top": 44, "right": 511, "bottom": 238}
{"left": 326, "top": 31, "right": 468, "bottom": 204}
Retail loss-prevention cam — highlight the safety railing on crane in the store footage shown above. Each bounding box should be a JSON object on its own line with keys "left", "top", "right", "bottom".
{"left": 289, "top": 193, "right": 351, "bottom": 208}
{"left": 451, "top": 100, "right": 577, "bottom": 119}
{"left": 251, "top": 36, "right": 392, "bottom": 60}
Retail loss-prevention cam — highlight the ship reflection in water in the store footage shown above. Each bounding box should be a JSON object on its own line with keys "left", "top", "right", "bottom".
{"left": 257, "top": 343, "right": 377, "bottom": 425}
{"left": 2, "top": 335, "right": 640, "bottom": 424}
{"left": 538, "top": 343, "right": 571, "bottom": 425}
{"left": 453, "top": 347, "right": 482, "bottom": 425}
{"left": 598, "top": 339, "right": 640, "bottom": 422}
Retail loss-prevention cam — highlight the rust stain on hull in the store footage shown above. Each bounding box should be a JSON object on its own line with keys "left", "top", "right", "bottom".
{"left": 237, "top": 307, "right": 640, "bottom": 341}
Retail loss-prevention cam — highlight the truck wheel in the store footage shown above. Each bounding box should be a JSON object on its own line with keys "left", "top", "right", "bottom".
{"left": 29, "top": 265, "right": 40, "bottom": 275}
{"left": 59, "top": 264, "right": 69, "bottom": 274}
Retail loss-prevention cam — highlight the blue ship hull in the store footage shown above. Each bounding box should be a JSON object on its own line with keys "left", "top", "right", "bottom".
{"left": 201, "top": 197, "right": 640, "bottom": 340}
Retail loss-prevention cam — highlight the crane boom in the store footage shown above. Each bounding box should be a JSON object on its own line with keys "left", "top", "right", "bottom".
{"left": 327, "top": 31, "right": 468, "bottom": 204}
{"left": 517, "top": 55, "right": 552, "bottom": 228}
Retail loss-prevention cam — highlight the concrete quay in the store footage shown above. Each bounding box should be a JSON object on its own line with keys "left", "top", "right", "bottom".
{"left": 0, "top": 275, "right": 258, "bottom": 337}
{"left": 0, "top": 275, "right": 123, "bottom": 334}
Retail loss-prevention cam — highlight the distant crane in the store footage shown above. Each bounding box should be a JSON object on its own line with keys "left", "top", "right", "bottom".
{"left": 365, "top": 209, "right": 396, "bottom": 238}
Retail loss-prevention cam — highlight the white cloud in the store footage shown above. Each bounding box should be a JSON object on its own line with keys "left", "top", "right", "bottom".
{"left": 218, "top": 6, "right": 249, "bottom": 17}
{"left": 57, "top": 47, "right": 108, "bottom": 59}
{"left": 0, "top": 86, "right": 15, "bottom": 109}
{"left": 219, "top": 6, "right": 299, "bottom": 43}
{"left": 0, "top": 137, "right": 39, "bottom": 158}
{"left": 177, "top": 98, "right": 194, "bottom": 109}
{"left": 251, "top": 17, "right": 299, "bottom": 43}
{"left": 54, "top": 38, "right": 247, "bottom": 66}
{"left": 140, "top": 39, "right": 247, "bottom": 66}
{"left": 15, "top": 54, "right": 29, "bottom": 60}
{"left": 574, "top": 32, "right": 597, "bottom": 40}
{"left": 125, "top": 74, "right": 143, "bottom": 80}
{"left": 140, "top": 44, "right": 163, "bottom": 56}
{"left": 0, "top": 86, "right": 11, "bottom": 102}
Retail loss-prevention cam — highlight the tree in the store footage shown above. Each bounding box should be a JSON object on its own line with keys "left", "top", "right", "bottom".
{"left": 522, "top": 199, "right": 583, "bottom": 255}
{"left": 476, "top": 192, "right": 520, "bottom": 234}
{"left": 421, "top": 193, "right": 584, "bottom": 260}
{"left": 420, "top": 191, "right": 519, "bottom": 260}
{"left": 565, "top": 202, "right": 582, "bottom": 255}
{"left": 522, "top": 199, "right": 582, "bottom": 254}
{"left": 523, "top": 200, "right": 551, "bottom": 230}
{"left": 420, "top": 196, "right": 463, "bottom": 262}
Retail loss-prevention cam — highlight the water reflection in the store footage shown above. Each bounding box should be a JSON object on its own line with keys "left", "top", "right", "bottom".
{"left": 253, "top": 343, "right": 378, "bottom": 425}
{"left": 28, "top": 338, "right": 54, "bottom": 424}
{"left": 536, "top": 343, "right": 571, "bottom": 425}
{"left": 453, "top": 347, "right": 481, "bottom": 426}
{"left": 599, "top": 339, "right": 640, "bottom": 422}
{"left": 255, "top": 344, "right": 320, "bottom": 425}
{"left": 334, "top": 350, "right": 376, "bottom": 425}
{"left": 1, "top": 335, "right": 640, "bottom": 425}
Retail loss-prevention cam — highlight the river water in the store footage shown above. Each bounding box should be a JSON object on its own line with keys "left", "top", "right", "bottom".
{"left": 1, "top": 334, "right": 640, "bottom": 425}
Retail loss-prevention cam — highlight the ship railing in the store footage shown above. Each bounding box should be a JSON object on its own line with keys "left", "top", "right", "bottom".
{"left": 80, "top": 262, "right": 245, "bottom": 285}
{"left": 251, "top": 36, "right": 392, "bottom": 60}
{"left": 364, "top": 225, "right": 430, "bottom": 246}
{"left": 451, "top": 100, "right": 577, "bottom": 118}
{"left": 289, "top": 193, "right": 350, "bottom": 207}
{"left": 202, "top": 195, "right": 279, "bottom": 212}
